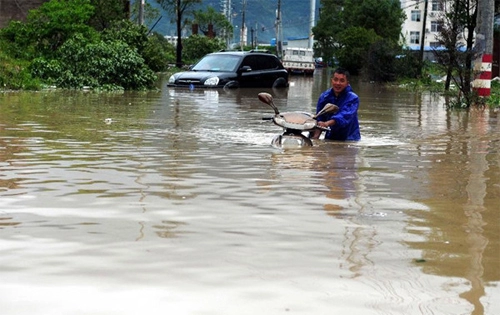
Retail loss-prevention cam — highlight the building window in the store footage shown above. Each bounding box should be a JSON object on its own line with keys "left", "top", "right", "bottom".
{"left": 411, "top": 10, "right": 421, "bottom": 22}
{"left": 430, "top": 42, "right": 441, "bottom": 47}
{"left": 431, "top": 21, "right": 442, "bottom": 32}
{"left": 431, "top": 0, "right": 443, "bottom": 11}
{"left": 410, "top": 31, "right": 420, "bottom": 44}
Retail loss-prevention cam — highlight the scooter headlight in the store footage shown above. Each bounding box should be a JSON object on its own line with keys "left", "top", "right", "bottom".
{"left": 204, "top": 76, "right": 220, "bottom": 86}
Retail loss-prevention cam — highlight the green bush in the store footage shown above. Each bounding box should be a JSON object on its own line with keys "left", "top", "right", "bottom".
{"left": 182, "top": 35, "right": 226, "bottom": 64}
{"left": 142, "top": 33, "right": 176, "bottom": 72}
{"left": 30, "top": 34, "right": 157, "bottom": 90}
{"left": 0, "top": 0, "right": 96, "bottom": 59}
{"left": 101, "top": 20, "right": 175, "bottom": 72}
{"left": 0, "top": 52, "right": 42, "bottom": 90}
{"left": 0, "top": 1, "right": 173, "bottom": 90}
{"left": 101, "top": 20, "right": 149, "bottom": 54}
{"left": 487, "top": 80, "right": 500, "bottom": 108}
{"left": 393, "top": 51, "right": 421, "bottom": 79}
{"left": 0, "top": 21, "right": 35, "bottom": 60}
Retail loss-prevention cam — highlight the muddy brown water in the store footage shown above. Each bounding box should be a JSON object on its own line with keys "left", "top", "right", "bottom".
{"left": 1, "top": 70, "right": 499, "bottom": 315}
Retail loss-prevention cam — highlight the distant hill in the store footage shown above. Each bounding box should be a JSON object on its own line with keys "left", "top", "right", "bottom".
{"left": 146, "top": 0, "right": 320, "bottom": 44}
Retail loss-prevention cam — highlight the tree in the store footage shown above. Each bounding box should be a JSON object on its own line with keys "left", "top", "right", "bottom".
{"left": 367, "top": 38, "right": 402, "bottom": 82}
{"left": 343, "top": 0, "right": 405, "bottom": 42}
{"left": 336, "top": 27, "right": 380, "bottom": 74}
{"left": 434, "top": 0, "right": 478, "bottom": 107}
{"left": 156, "top": 0, "right": 202, "bottom": 68}
{"left": 130, "top": 1, "right": 162, "bottom": 29}
{"left": 192, "top": 6, "right": 233, "bottom": 40}
{"left": 313, "top": 0, "right": 405, "bottom": 76}
{"left": 182, "top": 34, "right": 225, "bottom": 64}
{"left": 312, "top": 0, "right": 343, "bottom": 67}
{"left": 89, "top": 0, "right": 130, "bottom": 31}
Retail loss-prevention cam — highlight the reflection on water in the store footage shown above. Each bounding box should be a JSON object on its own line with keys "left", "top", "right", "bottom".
{"left": 0, "top": 74, "right": 499, "bottom": 315}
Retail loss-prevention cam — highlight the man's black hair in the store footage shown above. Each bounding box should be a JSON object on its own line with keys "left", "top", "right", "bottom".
{"left": 332, "top": 67, "right": 350, "bottom": 81}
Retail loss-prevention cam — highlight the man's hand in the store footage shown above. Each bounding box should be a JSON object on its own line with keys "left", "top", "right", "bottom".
{"left": 318, "top": 120, "right": 335, "bottom": 128}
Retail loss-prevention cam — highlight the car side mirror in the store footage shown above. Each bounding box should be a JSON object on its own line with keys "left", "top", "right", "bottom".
{"left": 240, "top": 66, "right": 252, "bottom": 72}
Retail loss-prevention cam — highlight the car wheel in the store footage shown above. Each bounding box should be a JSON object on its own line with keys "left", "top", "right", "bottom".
{"left": 272, "top": 77, "right": 288, "bottom": 88}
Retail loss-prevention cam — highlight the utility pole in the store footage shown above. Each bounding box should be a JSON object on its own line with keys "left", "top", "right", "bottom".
{"left": 251, "top": 27, "right": 254, "bottom": 49}
{"left": 255, "top": 22, "right": 258, "bottom": 48}
{"left": 241, "top": 0, "right": 246, "bottom": 50}
{"left": 275, "top": 0, "right": 283, "bottom": 58}
{"left": 419, "top": 0, "right": 428, "bottom": 68}
{"left": 472, "top": 0, "right": 495, "bottom": 97}
{"left": 221, "top": 0, "right": 232, "bottom": 49}
{"left": 309, "top": 0, "right": 315, "bottom": 49}
{"left": 138, "top": 0, "right": 145, "bottom": 25}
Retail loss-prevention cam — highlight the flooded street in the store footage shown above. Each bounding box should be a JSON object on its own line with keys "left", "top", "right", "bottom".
{"left": 1, "top": 70, "right": 499, "bottom": 315}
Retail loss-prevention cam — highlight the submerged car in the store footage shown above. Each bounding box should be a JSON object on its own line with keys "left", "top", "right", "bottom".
{"left": 167, "top": 51, "right": 289, "bottom": 89}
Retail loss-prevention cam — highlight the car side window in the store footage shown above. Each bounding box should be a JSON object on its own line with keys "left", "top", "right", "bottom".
{"left": 241, "top": 55, "right": 258, "bottom": 70}
{"left": 241, "top": 55, "right": 279, "bottom": 71}
{"left": 258, "top": 56, "right": 279, "bottom": 70}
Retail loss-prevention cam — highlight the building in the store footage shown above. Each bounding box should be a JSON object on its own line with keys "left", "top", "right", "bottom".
{"left": 164, "top": 35, "right": 182, "bottom": 47}
{"left": 400, "top": 0, "right": 468, "bottom": 60}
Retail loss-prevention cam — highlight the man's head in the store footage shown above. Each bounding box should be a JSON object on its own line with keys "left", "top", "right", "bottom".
{"left": 330, "top": 67, "right": 350, "bottom": 96}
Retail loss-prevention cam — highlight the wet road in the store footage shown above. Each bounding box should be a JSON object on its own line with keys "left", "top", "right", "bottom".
{"left": 1, "top": 70, "right": 499, "bottom": 315}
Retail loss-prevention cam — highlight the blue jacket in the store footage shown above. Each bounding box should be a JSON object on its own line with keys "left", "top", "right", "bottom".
{"left": 316, "top": 85, "right": 360, "bottom": 141}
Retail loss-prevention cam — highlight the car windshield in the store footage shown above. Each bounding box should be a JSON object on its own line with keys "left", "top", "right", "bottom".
{"left": 192, "top": 55, "right": 241, "bottom": 72}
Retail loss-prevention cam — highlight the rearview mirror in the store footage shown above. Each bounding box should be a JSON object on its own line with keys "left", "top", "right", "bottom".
{"left": 239, "top": 66, "right": 252, "bottom": 72}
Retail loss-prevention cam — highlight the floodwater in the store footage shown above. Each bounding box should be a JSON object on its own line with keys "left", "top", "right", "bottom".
{"left": 0, "top": 70, "right": 499, "bottom": 315}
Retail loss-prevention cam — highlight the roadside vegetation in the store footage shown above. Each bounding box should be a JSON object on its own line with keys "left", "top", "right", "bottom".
{"left": 0, "top": 0, "right": 158, "bottom": 90}
{"left": 313, "top": 0, "right": 500, "bottom": 109}
{"left": 0, "top": 0, "right": 231, "bottom": 91}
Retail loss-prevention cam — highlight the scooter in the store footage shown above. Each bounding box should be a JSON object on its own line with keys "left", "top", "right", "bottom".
{"left": 258, "top": 92, "right": 339, "bottom": 148}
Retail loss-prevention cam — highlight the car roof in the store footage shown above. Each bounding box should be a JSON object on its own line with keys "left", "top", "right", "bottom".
{"left": 208, "top": 50, "right": 275, "bottom": 57}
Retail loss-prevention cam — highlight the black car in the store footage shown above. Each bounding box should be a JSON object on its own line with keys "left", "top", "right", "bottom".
{"left": 167, "top": 51, "right": 289, "bottom": 89}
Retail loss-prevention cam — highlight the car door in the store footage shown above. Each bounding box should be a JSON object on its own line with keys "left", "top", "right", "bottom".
{"left": 237, "top": 55, "right": 262, "bottom": 87}
{"left": 261, "top": 55, "right": 287, "bottom": 86}
{"left": 256, "top": 55, "right": 281, "bottom": 87}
